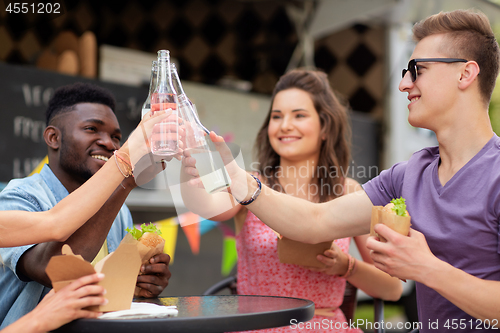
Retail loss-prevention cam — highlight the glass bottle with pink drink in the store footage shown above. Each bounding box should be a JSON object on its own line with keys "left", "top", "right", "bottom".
{"left": 150, "top": 50, "right": 179, "bottom": 156}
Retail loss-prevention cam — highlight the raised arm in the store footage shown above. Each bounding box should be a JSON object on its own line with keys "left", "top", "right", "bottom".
{"left": 0, "top": 159, "right": 126, "bottom": 247}
{"left": 17, "top": 170, "right": 135, "bottom": 287}
{"left": 208, "top": 132, "right": 373, "bottom": 243}
{"left": 180, "top": 149, "right": 242, "bottom": 222}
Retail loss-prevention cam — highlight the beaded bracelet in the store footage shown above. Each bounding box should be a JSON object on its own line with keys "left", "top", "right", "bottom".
{"left": 115, "top": 150, "right": 132, "bottom": 169}
{"left": 236, "top": 174, "right": 262, "bottom": 206}
{"left": 339, "top": 254, "right": 357, "bottom": 279}
{"left": 114, "top": 151, "right": 133, "bottom": 178}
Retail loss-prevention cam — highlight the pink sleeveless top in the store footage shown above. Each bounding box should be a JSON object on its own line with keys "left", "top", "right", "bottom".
{"left": 236, "top": 210, "right": 362, "bottom": 333}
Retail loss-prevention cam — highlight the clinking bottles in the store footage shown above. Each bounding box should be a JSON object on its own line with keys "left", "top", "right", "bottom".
{"left": 141, "top": 60, "right": 157, "bottom": 119}
{"left": 150, "top": 50, "right": 179, "bottom": 156}
{"left": 169, "top": 63, "right": 231, "bottom": 193}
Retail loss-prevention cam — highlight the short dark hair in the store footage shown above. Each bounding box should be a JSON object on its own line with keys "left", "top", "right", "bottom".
{"left": 46, "top": 82, "right": 116, "bottom": 126}
{"left": 413, "top": 9, "right": 500, "bottom": 104}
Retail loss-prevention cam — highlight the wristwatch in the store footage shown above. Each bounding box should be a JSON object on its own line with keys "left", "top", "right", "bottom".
{"left": 237, "top": 174, "right": 262, "bottom": 206}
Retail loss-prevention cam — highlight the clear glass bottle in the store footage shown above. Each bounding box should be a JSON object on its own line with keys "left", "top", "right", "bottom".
{"left": 151, "top": 50, "right": 179, "bottom": 156}
{"left": 170, "top": 63, "right": 230, "bottom": 193}
{"left": 141, "top": 60, "right": 158, "bottom": 119}
{"left": 170, "top": 63, "right": 207, "bottom": 147}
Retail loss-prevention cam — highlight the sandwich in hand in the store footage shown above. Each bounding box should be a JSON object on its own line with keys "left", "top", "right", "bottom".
{"left": 125, "top": 223, "right": 165, "bottom": 266}
{"left": 370, "top": 197, "right": 411, "bottom": 242}
{"left": 124, "top": 223, "right": 165, "bottom": 295}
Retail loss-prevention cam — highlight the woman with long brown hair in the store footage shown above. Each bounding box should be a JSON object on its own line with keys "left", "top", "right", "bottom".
{"left": 183, "top": 68, "right": 401, "bottom": 332}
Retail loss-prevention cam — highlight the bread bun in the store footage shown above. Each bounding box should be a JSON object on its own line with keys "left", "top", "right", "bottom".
{"left": 383, "top": 202, "right": 409, "bottom": 217}
{"left": 370, "top": 201, "right": 411, "bottom": 242}
{"left": 139, "top": 232, "right": 164, "bottom": 248}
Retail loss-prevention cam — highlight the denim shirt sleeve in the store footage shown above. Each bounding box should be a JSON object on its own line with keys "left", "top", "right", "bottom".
{"left": 0, "top": 186, "right": 52, "bottom": 279}
{"left": 0, "top": 180, "right": 56, "bottom": 327}
{"left": 106, "top": 204, "right": 134, "bottom": 252}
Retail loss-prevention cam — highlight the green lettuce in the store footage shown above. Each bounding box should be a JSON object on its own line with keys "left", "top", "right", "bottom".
{"left": 126, "top": 223, "right": 162, "bottom": 240}
{"left": 390, "top": 197, "right": 407, "bottom": 217}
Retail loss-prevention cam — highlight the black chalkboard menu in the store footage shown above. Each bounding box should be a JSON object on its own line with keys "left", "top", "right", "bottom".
{"left": 0, "top": 62, "right": 148, "bottom": 183}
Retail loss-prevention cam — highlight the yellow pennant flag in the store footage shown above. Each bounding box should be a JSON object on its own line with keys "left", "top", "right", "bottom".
{"left": 154, "top": 217, "right": 179, "bottom": 264}
{"left": 29, "top": 156, "right": 48, "bottom": 176}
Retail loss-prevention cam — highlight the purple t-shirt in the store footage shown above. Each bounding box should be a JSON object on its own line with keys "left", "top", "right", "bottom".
{"left": 363, "top": 134, "right": 500, "bottom": 332}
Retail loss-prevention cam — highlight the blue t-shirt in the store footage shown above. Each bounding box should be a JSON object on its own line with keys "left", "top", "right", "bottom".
{"left": 363, "top": 134, "right": 500, "bottom": 332}
{"left": 0, "top": 164, "right": 132, "bottom": 328}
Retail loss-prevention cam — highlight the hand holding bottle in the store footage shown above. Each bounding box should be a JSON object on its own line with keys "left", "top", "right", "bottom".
{"left": 150, "top": 50, "right": 181, "bottom": 157}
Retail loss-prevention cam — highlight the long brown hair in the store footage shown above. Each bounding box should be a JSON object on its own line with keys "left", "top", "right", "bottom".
{"left": 413, "top": 9, "right": 500, "bottom": 104}
{"left": 254, "top": 68, "right": 351, "bottom": 203}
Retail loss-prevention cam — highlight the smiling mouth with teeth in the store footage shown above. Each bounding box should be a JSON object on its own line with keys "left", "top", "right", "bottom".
{"left": 92, "top": 155, "right": 109, "bottom": 162}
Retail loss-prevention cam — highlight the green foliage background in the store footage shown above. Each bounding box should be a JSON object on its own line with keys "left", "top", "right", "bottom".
{"left": 490, "top": 24, "right": 500, "bottom": 135}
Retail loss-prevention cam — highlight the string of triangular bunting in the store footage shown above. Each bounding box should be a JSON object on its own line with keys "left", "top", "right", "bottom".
{"left": 151, "top": 212, "right": 237, "bottom": 276}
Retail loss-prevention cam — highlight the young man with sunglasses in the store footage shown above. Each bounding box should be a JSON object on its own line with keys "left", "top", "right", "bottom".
{"left": 184, "top": 9, "right": 500, "bottom": 332}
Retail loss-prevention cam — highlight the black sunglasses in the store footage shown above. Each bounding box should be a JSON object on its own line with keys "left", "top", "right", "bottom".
{"left": 402, "top": 58, "right": 468, "bottom": 82}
